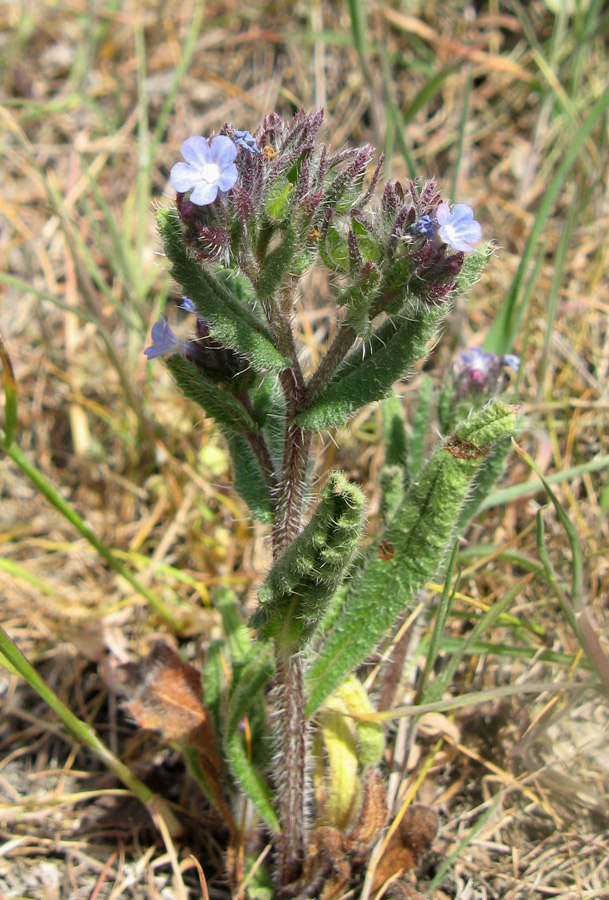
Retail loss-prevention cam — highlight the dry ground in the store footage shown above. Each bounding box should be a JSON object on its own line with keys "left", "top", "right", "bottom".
{"left": 0, "top": 0, "right": 608, "bottom": 898}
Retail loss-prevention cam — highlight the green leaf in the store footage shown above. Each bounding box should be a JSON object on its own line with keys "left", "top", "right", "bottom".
{"left": 166, "top": 355, "right": 258, "bottom": 434}
{"left": 250, "top": 472, "right": 366, "bottom": 646}
{"left": 265, "top": 177, "right": 294, "bottom": 223}
{"left": 215, "top": 588, "right": 252, "bottom": 669}
{"left": 224, "top": 431, "right": 275, "bottom": 523}
{"left": 202, "top": 639, "right": 225, "bottom": 734}
{"left": 407, "top": 374, "right": 433, "bottom": 479}
{"left": 456, "top": 241, "right": 494, "bottom": 293}
{"left": 306, "top": 402, "right": 518, "bottom": 714}
{"left": 224, "top": 647, "right": 278, "bottom": 831}
{"left": 381, "top": 395, "right": 407, "bottom": 469}
{"left": 156, "top": 208, "right": 289, "bottom": 373}
{"left": 297, "top": 306, "right": 443, "bottom": 432}
{"left": 256, "top": 228, "right": 296, "bottom": 300}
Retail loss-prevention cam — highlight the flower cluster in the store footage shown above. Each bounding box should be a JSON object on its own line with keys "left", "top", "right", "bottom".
{"left": 453, "top": 346, "right": 520, "bottom": 400}
{"left": 148, "top": 110, "right": 489, "bottom": 393}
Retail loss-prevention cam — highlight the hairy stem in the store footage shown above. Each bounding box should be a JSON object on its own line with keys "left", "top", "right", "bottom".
{"left": 273, "top": 647, "right": 308, "bottom": 889}
{"left": 271, "top": 323, "right": 311, "bottom": 886}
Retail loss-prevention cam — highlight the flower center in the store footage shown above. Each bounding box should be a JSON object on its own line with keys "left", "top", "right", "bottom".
{"left": 199, "top": 162, "right": 221, "bottom": 184}
{"left": 445, "top": 222, "right": 459, "bottom": 243}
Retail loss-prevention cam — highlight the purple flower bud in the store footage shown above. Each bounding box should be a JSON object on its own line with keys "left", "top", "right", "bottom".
{"left": 170, "top": 135, "right": 238, "bottom": 206}
{"left": 178, "top": 296, "right": 196, "bottom": 311}
{"left": 234, "top": 129, "right": 261, "bottom": 154}
{"left": 436, "top": 202, "right": 481, "bottom": 252}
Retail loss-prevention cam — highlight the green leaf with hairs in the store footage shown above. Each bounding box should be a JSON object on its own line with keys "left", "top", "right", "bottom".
{"left": 156, "top": 208, "right": 289, "bottom": 373}
{"left": 306, "top": 402, "right": 517, "bottom": 714}
{"left": 250, "top": 473, "right": 366, "bottom": 646}
{"left": 456, "top": 241, "right": 494, "bottom": 292}
{"left": 265, "top": 177, "right": 294, "bottom": 224}
{"left": 256, "top": 228, "right": 296, "bottom": 300}
{"left": 224, "top": 646, "right": 278, "bottom": 831}
{"left": 166, "top": 355, "right": 258, "bottom": 434}
{"left": 296, "top": 305, "right": 443, "bottom": 431}
{"left": 224, "top": 431, "right": 274, "bottom": 523}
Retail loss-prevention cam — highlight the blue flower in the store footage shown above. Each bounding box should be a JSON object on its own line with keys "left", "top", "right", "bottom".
{"left": 502, "top": 354, "right": 521, "bottom": 372}
{"left": 144, "top": 316, "right": 185, "bottom": 359}
{"left": 178, "top": 296, "right": 196, "bottom": 312}
{"left": 409, "top": 214, "right": 435, "bottom": 238}
{"left": 436, "top": 202, "right": 481, "bottom": 252}
{"left": 458, "top": 346, "right": 497, "bottom": 386}
{"left": 170, "top": 135, "right": 238, "bottom": 206}
{"left": 234, "top": 129, "right": 261, "bottom": 154}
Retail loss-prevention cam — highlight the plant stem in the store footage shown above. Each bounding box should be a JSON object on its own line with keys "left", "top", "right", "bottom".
{"left": 272, "top": 334, "right": 311, "bottom": 886}
{"left": 274, "top": 646, "right": 308, "bottom": 888}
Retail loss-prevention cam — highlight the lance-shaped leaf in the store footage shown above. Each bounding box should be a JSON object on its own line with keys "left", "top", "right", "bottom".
{"left": 157, "top": 208, "right": 289, "bottom": 373}
{"left": 381, "top": 395, "right": 407, "bottom": 469}
{"left": 250, "top": 473, "right": 366, "bottom": 646}
{"left": 166, "top": 355, "right": 259, "bottom": 434}
{"left": 256, "top": 227, "right": 296, "bottom": 300}
{"left": 456, "top": 437, "right": 513, "bottom": 533}
{"left": 224, "top": 646, "right": 278, "bottom": 831}
{"left": 306, "top": 402, "right": 517, "bottom": 714}
{"left": 296, "top": 305, "right": 444, "bottom": 432}
{"left": 224, "top": 431, "right": 275, "bottom": 523}
{"left": 456, "top": 241, "right": 494, "bottom": 292}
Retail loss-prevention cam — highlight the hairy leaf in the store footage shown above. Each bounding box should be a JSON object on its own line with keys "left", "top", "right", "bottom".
{"left": 167, "top": 355, "right": 258, "bottom": 434}
{"left": 297, "top": 305, "right": 443, "bottom": 431}
{"left": 306, "top": 402, "right": 517, "bottom": 713}
{"left": 157, "top": 208, "right": 289, "bottom": 373}
{"left": 250, "top": 472, "right": 366, "bottom": 646}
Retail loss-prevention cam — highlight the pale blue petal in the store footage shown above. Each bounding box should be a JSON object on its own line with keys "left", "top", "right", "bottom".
{"left": 181, "top": 135, "right": 211, "bottom": 166}
{"left": 190, "top": 181, "right": 219, "bottom": 205}
{"left": 502, "top": 354, "right": 521, "bottom": 372}
{"left": 451, "top": 204, "right": 475, "bottom": 224}
{"left": 216, "top": 163, "right": 238, "bottom": 191}
{"left": 436, "top": 202, "right": 451, "bottom": 226}
{"left": 170, "top": 161, "right": 197, "bottom": 192}
{"left": 209, "top": 134, "right": 237, "bottom": 166}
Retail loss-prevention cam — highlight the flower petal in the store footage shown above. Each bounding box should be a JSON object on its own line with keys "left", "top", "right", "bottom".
{"left": 436, "top": 202, "right": 451, "bottom": 226}
{"left": 170, "top": 161, "right": 197, "bottom": 192}
{"left": 209, "top": 134, "right": 237, "bottom": 166}
{"left": 181, "top": 135, "right": 211, "bottom": 166}
{"left": 190, "top": 181, "right": 219, "bottom": 205}
{"left": 216, "top": 163, "right": 238, "bottom": 191}
{"left": 451, "top": 204, "right": 475, "bottom": 224}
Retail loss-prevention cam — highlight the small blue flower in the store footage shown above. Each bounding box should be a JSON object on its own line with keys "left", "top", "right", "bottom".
{"left": 502, "top": 354, "right": 521, "bottom": 372}
{"left": 234, "top": 129, "right": 261, "bottom": 154}
{"left": 459, "top": 346, "right": 497, "bottom": 386}
{"left": 178, "top": 296, "right": 196, "bottom": 312}
{"left": 170, "top": 135, "right": 238, "bottom": 206}
{"left": 144, "top": 316, "right": 185, "bottom": 360}
{"left": 409, "top": 215, "right": 435, "bottom": 238}
{"left": 436, "top": 202, "right": 481, "bottom": 252}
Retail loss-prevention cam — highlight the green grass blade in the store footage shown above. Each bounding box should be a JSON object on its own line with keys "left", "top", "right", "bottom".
{"left": 0, "top": 626, "right": 181, "bottom": 836}
{"left": 5, "top": 441, "right": 184, "bottom": 631}
{"left": 0, "top": 331, "right": 17, "bottom": 447}
{"left": 485, "top": 82, "right": 609, "bottom": 353}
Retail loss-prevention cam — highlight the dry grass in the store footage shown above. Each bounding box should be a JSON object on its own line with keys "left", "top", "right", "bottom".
{"left": 1, "top": 0, "right": 608, "bottom": 897}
